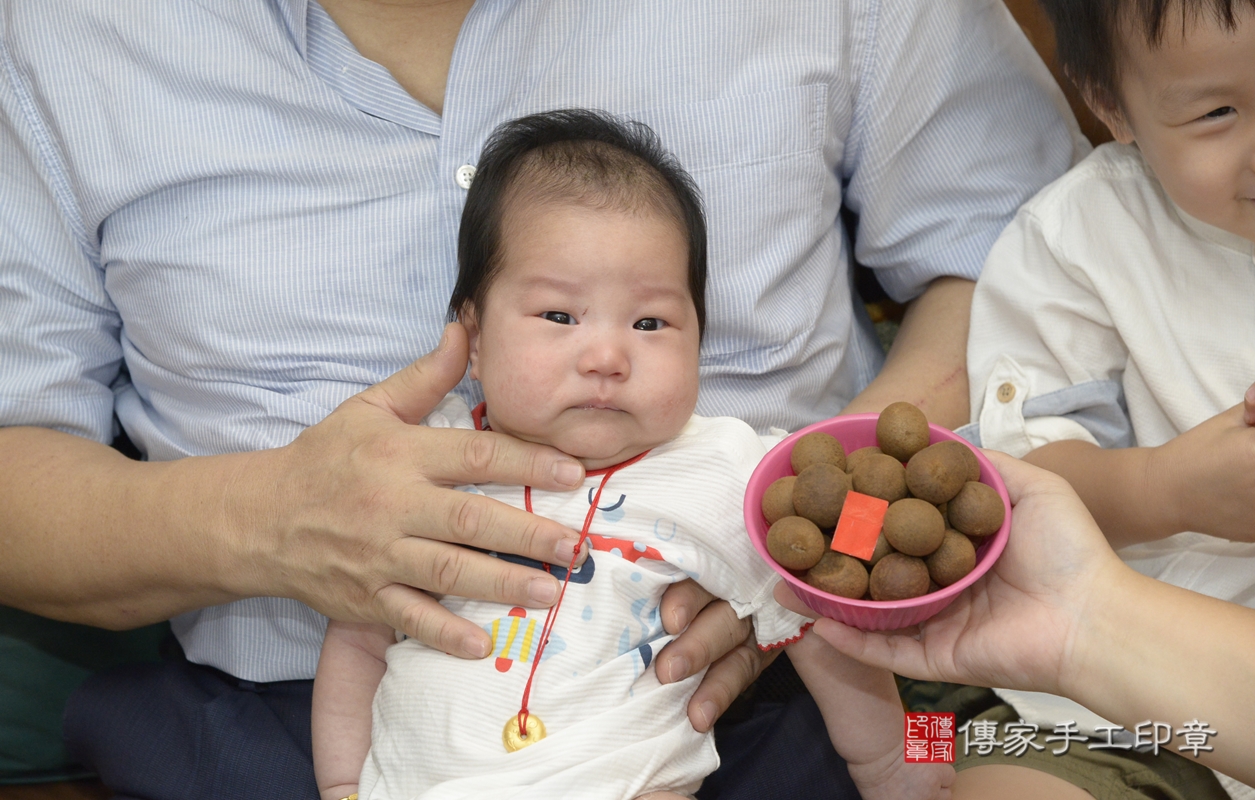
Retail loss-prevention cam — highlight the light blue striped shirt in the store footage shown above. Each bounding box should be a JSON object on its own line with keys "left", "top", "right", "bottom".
{"left": 0, "top": 0, "right": 1087, "bottom": 680}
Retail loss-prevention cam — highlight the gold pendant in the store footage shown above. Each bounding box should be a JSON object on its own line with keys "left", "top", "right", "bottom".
{"left": 503, "top": 713, "right": 546, "bottom": 752}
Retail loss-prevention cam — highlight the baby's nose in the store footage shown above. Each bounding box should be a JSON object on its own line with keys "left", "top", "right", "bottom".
{"left": 577, "top": 332, "right": 631, "bottom": 379}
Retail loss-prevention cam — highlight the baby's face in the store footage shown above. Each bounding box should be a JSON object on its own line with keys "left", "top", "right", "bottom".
{"left": 466, "top": 200, "right": 700, "bottom": 470}
{"left": 1101, "top": 6, "right": 1255, "bottom": 240}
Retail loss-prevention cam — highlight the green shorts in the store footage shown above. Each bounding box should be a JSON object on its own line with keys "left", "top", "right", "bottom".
{"left": 900, "top": 681, "right": 1229, "bottom": 800}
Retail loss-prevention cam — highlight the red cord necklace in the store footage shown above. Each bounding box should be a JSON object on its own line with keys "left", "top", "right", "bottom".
{"left": 502, "top": 451, "right": 646, "bottom": 752}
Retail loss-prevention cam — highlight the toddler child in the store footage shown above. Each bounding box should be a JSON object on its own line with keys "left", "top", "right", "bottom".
{"left": 311, "top": 109, "right": 951, "bottom": 800}
{"left": 965, "top": 1, "right": 1255, "bottom": 797}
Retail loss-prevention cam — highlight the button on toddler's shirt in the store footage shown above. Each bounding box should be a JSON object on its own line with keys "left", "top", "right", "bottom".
{"left": 996, "top": 382, "right": 1017, "bottom": 403}
{"left": 456, "top": 164, "right": 477, "bottom": 189}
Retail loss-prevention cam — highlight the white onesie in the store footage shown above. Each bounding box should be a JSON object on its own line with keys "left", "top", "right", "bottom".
{"left": 357, "top": 396, "right": 811, "bottom": 800}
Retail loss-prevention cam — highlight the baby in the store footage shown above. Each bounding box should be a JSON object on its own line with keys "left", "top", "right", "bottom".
{"left": 312, "top": 109, "right": 942, "bottom": 800}
{"left": 964, "top": 1, "right": 1255, "bottom": 796}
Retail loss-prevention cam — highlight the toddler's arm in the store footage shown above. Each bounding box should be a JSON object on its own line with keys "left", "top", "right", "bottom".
{"left": 788, "top": 635, "right": 953, "bottom": 800}
{"left": 313, "top": 621, "right": 393, "bottom": 800}
{"left": 968, "top": 177, "right": 1255, "bottom": 549}
{"left": 1025, "top": 383, "right": 1255, "bottom": 548}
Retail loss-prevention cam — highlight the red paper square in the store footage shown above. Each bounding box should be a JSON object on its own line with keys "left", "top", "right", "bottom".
{"left": 830, "top": 491, "right": 888, "bottom": 560}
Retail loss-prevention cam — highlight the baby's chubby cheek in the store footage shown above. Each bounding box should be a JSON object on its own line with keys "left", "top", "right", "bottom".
{"left": 651, "top": 381, "right": 699, "bottom": 435}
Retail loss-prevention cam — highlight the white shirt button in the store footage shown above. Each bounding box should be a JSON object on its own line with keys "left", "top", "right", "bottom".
{"left": 455, "top": 164, "right": 477, "bottom": 189}
{"left": 996, "top": 382, "right": 1017, "bottom": 403}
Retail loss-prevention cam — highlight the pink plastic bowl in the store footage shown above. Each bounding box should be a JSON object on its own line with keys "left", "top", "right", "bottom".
{"left": 745, "top": 414, "right": 1011, "bottom": 631}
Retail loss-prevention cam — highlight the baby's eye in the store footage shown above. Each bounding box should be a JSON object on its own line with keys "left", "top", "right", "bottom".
{"left": 541, "top": 311, "right": 575, "bottom": 325}
{"left": 1203, "top": 106, "right": 1235, "bottom": 120}
{"left": 633, "top": 318, "right": 667, "bottom": 331}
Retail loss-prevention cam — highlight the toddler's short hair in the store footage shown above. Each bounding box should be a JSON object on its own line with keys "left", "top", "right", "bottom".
{"left": 1039, "top": 0, "right": 1255, "bottom": 109}
{"left": 450, "top": 109, "right": 707, "bottom": 336}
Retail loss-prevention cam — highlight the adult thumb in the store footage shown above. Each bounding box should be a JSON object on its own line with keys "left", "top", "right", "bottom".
{"left": 362, "top": 323, "right": 470, "bottom": 424}
{"left": 1245, "top": 381, "right": 1255, "bottom": 427}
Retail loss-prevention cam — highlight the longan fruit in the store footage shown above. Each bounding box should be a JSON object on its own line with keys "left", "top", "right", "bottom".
{"left": 956, "top": 441, "right": 982, "bottom": 482}
{"left": 792, "top": 463, "right": 851, "bottom": 529}
{"left": 860, "top": 532, "right": 894, "bottom": 568}
{"left": 947, "top": 481, "right": 1006, "bottom": 538}
{"left": 905, "top": 442, "right": 969, "bottom": 504}
{"left": 761, "top": 476, "right": 797, "bottom": 524}
{"left": 876, "top": 402, "right": 930, "bottom": 462}
{"left": 852, "top": 454, "right": 909, "bottom": 503}
{"left": 791, "top": 432, "right": 847, "bottom": 474}
{"left": 805, "top": 552, "right": 870, "bottom": 599}
{"left": 845, "top": 446, "right": 883, "bottom": 475}
{"left": 882, "top": 498, "right": 946, "bottom": 557}
{"left": 926, "top": 529, "right": 977, "bottom": 587}
{"left": 766, "top": 516, "right": 826, "bottom": 571}
{"left": 869, "top": 553, "right": 931, "bottom": 601}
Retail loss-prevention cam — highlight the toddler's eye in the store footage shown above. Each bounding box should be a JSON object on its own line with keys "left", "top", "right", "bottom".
{"left": 633, "top": 318, "right": 667, "bottom": 331}
{"left": 1203, "top": 106, "right": 1235, "bottom": 119}
{"left": 541, "top": 311, "right": 575, "bottom": 325}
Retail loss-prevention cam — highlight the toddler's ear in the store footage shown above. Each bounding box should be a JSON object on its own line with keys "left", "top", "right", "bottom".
{"left": 1080, "top": 84, "right": 1135, "bottom": 144}
{"left": 461, "top": 303, "right": 482, "bottom": 381}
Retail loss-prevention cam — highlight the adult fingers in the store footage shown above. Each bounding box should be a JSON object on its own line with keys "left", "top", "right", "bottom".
{"left": 655, "top": 593, "right": 753, "bottom": 685}
{"left": 374, "top": 582, "right": 492, "bottom": 659}
{"left": 772, "top": 580, "right": 817, "bottom": 618}
{"left": 403, "top": 486, "right": 584, "bottom": 567}
{"left": 359, "top": 323, "right": 471, "bottom": 424}
{"left": 385, "top": 534, "right": 564, "bottom": 609}
{"left": 355, "top": 324, "right": 586, "bottom": 492}
{"left": 686, "top": 637, "right": 777, "bottom": 733}
{"left": 1245, "top": 381, "right": 1255, "bottom": 426}
{"left": 416, "top": 426, "right": 584, "bottom": 492}
{"left": 810, "top": 616, "right": 939, "bottom": 681}
{"left": 659, "top": 578, "right": 717, "bottom": 636}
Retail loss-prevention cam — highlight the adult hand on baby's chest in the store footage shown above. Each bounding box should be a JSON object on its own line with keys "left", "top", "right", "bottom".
{"left": 255, "top": 324, "right": 589, "bottom": 658}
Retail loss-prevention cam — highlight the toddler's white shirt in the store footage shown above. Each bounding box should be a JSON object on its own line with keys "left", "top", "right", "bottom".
{"left": 966, "top": 142, "right": 1255, "bottom": 799}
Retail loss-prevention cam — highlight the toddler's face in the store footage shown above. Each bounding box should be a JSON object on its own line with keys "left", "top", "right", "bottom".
{"left": 465, "top": 200, "right": 700, "bottom": 470}
{"left": 1099, "top": 6, "right": 1255, "bottom": 240}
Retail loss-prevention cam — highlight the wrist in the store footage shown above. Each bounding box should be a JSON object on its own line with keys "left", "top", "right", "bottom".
{"left": 216, "top": 445, "right": 291, "bottom": 599}
{"left": 1057, "top": 558, "right": 1146, "bottom": 708}
{"left": 156, "top": 445, "right": 285, "bottom": 602}
{"left": 1140, "top": 444, "right": 1188, "bottom": 543}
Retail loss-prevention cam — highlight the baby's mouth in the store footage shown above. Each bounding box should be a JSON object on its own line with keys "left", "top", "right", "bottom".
{"left": 574, "top": 402, "right": 623, "bottom": 412}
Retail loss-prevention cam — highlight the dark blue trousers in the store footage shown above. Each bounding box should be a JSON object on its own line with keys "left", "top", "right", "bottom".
{"left": 64, "top": 657, "right": 858, "bottom": 800}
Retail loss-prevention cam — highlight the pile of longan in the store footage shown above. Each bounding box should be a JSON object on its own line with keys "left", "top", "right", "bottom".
{"left": 762, "top": 402, "right": 1005, "bottom": 602}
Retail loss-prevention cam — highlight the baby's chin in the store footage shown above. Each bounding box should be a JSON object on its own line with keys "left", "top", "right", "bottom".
{"left": 488, "top": 409, "right": 686, "bottom": 470}
{"left": 552, "top": 432, "right": 657, "bottom": 471}
{"left": 531, "top": 424, "right": 666, "bottom": 470}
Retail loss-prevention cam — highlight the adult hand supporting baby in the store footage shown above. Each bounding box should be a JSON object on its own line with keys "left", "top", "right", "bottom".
{"left": 0, "top": 322, "right": 590, "bottom": 660}
{"left": 656, "top": 581, "right": 772, "bottom": 732}
{"left": 777, "top": 451, "right": 1255, "bottom": 786}
{"left": 255, "top": 322, "right": 594, "bottom": 658}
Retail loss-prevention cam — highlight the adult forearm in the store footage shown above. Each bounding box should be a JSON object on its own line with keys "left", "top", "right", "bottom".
{"left": 0, "top": 331, "right": 604, "bottom": 657}
{"left": 0, "top": 426, "right": 265, "bottom": 628}
{"left": 1065, "top": 567, "right": 1255, "bottom": 784}
{"left": 1022, "top": 440, "right": 1173, "bottom": 548}
{"left": 842, "top": 277, "right": 974, "bottom": 430}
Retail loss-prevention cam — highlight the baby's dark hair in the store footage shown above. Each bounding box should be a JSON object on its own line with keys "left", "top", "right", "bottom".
{"left": 1039, "top": 0, "right": 1255, "bottom": 109}
{"left": 449, "top": 109, "right": 707, "bottom": 337}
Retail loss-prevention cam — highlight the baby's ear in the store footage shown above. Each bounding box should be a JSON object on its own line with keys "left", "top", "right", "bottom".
{"left": 460, "top": 303, "right": 482, "bottom": 381}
